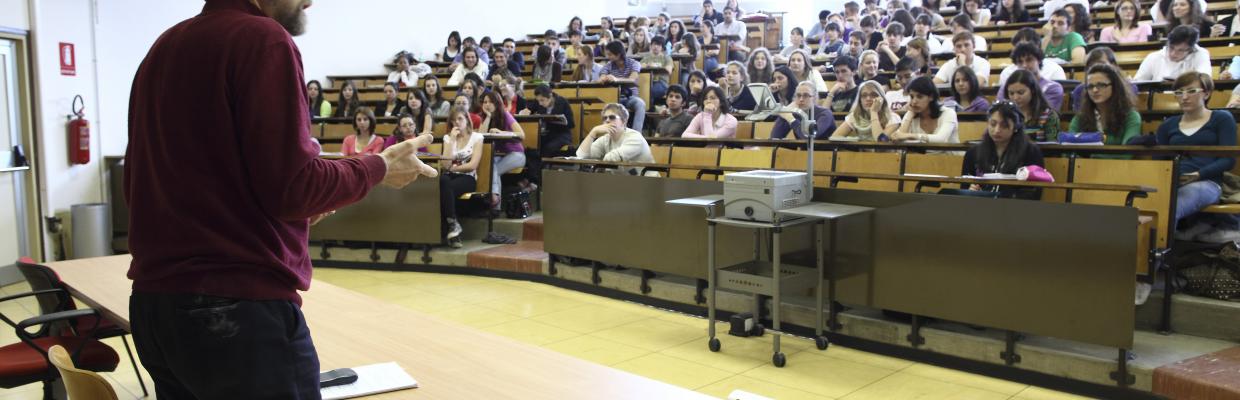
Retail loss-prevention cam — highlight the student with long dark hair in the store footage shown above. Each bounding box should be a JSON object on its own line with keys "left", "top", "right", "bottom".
{"left": 681, "top": 86, "right": 738, "bottom": 139}
{"left": 306, "top": 80, "right": 330, "bottom": 118}
{"left": 375, "top": 82, "right": 402, "bottom": 118}
{"left": 440, "top": 31, "right": 462, "bottom": 62}
{"left": 1166, "top": 0, "right": 1214, "bottom": 35}
{"left": 532, "top": 45, "right": 562, "bottom": 84}
{"left": 893, "top": 76, "right": 958, "bottom": 143}
{"left": 1070, "top": 64, "right": 1140, "bottom": 147}
{"left": 945, "top": 65, "right": 990, "bottom": 112}
{"left": 333, "top": 80, "right": 362, "bottom": 118}
{"left": 423, "top": 76, "right": 451, "bottom": 118}
{"left": 479, "top": 91, "right": 526, "bottom": 208}
{"left": 667, "top": 20, "right": 687, "bottom": 48}
{"left": 961, "top": 101, "right": 1044, "bottom": 199}
{"left": 770, "top": 67, "right": 798, "bottom": 106}
{"left": 993, "top": 0, "right": 1032, "bottom": 25}
{"left": 523, "top": 84, "right": 575, "bottom": 155}
{"left": 383, "top": 112, "right": 434, "bottom": 151}
{"left": 398, "top": 88, "right": 434, "bottom": 135}
{"left": 1004, "top": 70, "right": 1060, "bottom": 142}
{"left": 1100, "top": 0, "right": 1153, "bottom": 43}
{"left": 746, "top": 48, "right": 775, "bottom": 84}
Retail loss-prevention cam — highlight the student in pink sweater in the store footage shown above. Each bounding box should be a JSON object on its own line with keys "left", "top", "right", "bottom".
{"left": 342, "top": 107, "right": 386, "bottom": 156}
{"left": 681, "top": 86, "right": 738, "bottom": 139}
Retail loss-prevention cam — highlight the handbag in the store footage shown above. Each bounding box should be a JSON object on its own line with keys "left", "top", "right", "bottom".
{"left": 1178, "top": 241, "right": 1240, "bottom": 300}
{"left": 503, "top": 191, "right": 532, "bottom": 219}
{"left": 1057, "top": 131, "right": 1104, "bottom": 145}
{"left": 1017, "top": 165, "right": 1054, "bottom": 182}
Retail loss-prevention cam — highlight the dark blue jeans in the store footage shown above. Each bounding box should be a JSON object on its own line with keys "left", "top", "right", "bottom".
{"left": 130, "top": 292, "right": 321, "bottom": 399}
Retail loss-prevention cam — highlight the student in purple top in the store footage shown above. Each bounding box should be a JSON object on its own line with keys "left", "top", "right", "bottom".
{"left": 996, "top": 43, "right": 1065, "bottom": 111}
{"left": 479, "top": 91, "right": 526, "bottom": 208}
{"left": 598, "top": 41, "right": 647, "bottom": 130}
{"left": 945, "top": 66, "right": 991, "bottom": 113}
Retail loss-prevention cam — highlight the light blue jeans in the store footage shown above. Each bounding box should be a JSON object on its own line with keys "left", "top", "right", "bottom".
{"left": 622, "top": 95, "right": 647, "bottom": 131}
{"left": 492, "top": 152, "right": 527, "bottom": 195}
{"left": 1176, "top": 180, "right": 1222, "bottom": 225}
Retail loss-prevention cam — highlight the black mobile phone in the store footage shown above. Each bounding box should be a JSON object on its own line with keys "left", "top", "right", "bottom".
{"left": 319, "top": 368, "right": 359, "bottom": 388}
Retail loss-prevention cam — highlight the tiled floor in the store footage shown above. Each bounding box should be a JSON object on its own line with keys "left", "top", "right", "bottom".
{"left": 0, "top": 269, "right": 1098, "bottom": 399}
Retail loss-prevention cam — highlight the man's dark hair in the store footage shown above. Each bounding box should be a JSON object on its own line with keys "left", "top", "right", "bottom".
{"left": 860, "top": 15, "right": 876, "bottom": 28}
{"left": 895, "top": 56, "right": 916, "bottom": 72}
{"left": 827, "top": 22, "right": 842, "bottom": 33}
{"left": 606, "top": 41, "right": 627, "bottom": 57}
{"left": 534, "top": 84, "right": 554, "bottom": 98}
{"left": 819, "top": 10, "right": 831, "bottom": 20}
{"left": 503, "top": 38, "right": 516, "bottom": 45}
{"left": 569, "top": 30, "right": 583, "bottom": 38}
{"left": 1011, "top": 27, "right": 1041, "bottom": 45}
{"left": 666, "top": 84, "right": 688, "bottom": 100}
{"left": 651, "top": 35, "right": 667, "bottom": 47}
{"left": 886, "top": 22, "right": 905, "bottom": 36}
{"left": 1050, "top": 9, "right": 1072, "bottom": 24}
{"left": 915, "top": 14, "right": 932, "bottom": 26}
{"left": 544, "top": 29, "right": 558, "bottom": 39}
{"left": 1167, "top": 25, "right": 1201, "bottom": 47}
{"left": 791, "top": 27, "right": 804, "bottom": 36}
{"left": 951, "top": 14, "right": 974, "bottom": 31}
{"left": 1010, "top": 42, "right": 1045, "bottom": 64}
{"left": 833, "top": 54, "right": 857, "bottom": 70}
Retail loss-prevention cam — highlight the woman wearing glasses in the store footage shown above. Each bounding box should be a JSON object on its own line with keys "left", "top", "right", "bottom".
{"left": 831, "top": 81, "right": 901, "bottom": 141}
{"left": 576, "top": 103, "right": 655, "bottom": 176}
{"left": 1069, "top": 64, "right": 1140, "bottom": 148}
{"left": 771, "top": 82, "right": 837, "bottom": 140}
{"left": 1133, "top": 25, "right": 1212, "bottom": 81}
{"left": 1099, "top": 0, "right": 1152, "bottom": 44}
{"left": 1156, "top": 72, "right": 1237, "bottom": 227}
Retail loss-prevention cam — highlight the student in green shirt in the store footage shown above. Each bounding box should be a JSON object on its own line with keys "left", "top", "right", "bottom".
{"left": 306, "top": 80, "right": 332, "bottom": 118}
{"left": 641, "top": 36, "right": 675, "bottom": 105}
{"left": 1069, "top": 64, "right": 1141, "bottom": 157}
{"left": 1043, "top": 9, "right": 1086, "bottom": 64}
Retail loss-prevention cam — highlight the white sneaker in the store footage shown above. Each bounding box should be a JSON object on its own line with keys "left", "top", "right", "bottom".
{"left": 1195, "top": 228, "right": 1240, "bottom": 244}
{"left": 1135, "top": 282, "right": 1152, "bottom": 305}
{"left": 446, "top": 219, "right": 463, "bottom": 240}
{"left": 1175, "top": 221, "right": 1213, "bottom": 241}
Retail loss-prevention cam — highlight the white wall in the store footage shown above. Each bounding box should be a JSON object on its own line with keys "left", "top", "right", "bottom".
{"left": 28, "top": 0, "right": 104, "bottom": 260}
{"left": 0, "top": 0, "right": 30, "bottom": 31}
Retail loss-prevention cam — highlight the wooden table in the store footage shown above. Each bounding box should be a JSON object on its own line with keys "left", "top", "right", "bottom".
{"left": 45, "top": 255, "right": 716, "bottom": 399}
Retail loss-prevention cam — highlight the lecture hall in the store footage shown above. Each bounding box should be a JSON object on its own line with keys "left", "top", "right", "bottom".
{"left": 1, "top": 0, "right": 1239, "bottom": 398}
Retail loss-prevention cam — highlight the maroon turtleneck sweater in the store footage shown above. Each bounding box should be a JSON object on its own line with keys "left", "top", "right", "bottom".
{"left": 125, "top": 0, "right": 386, "bottom": 304}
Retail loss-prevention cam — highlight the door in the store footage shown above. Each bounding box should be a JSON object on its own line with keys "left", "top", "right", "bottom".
{"left": 0, "top": 38, "right": 33, "bottom": 284}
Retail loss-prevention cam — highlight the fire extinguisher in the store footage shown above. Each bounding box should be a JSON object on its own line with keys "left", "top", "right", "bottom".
{"left": 68, "top": 95, "right": 89, "bottom": 165}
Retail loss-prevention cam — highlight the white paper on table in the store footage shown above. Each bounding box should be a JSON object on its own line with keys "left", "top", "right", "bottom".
{"left": 320, "top": 362, "right": 418, "bottom": 400}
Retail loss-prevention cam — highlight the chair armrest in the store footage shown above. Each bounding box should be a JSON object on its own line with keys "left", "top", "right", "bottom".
{"left": 829, "top": 176, "right": 858, "bottom": 188}
{"left": 0, "top": 289, "right": 65, "bottom": 305}
{"left": 16, "top": 309, "right": 100, "bottom": 332}
{"left": 696, "top": 168, "right": 723, "bottom": 180}
{"left": 914, "top": 181, "right": 942, "bottom": 193}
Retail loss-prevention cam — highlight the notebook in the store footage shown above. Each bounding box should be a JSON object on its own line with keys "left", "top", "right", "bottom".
{"left": 320, "top": 362, "right": 418, "bottom": 400}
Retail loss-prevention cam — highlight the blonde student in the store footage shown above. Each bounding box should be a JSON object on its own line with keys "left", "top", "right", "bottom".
{"left": 832, "top": 81, "right": 902, "bottom": 141}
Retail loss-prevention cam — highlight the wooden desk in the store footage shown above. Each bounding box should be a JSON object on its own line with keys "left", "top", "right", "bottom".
{"left": 46, "top": 255, "right": 714, "bottom": 400}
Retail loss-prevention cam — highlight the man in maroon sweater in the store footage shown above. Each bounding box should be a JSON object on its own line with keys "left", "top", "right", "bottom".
{"left": 125, "top": 0, "right": 422, "bottom": 397}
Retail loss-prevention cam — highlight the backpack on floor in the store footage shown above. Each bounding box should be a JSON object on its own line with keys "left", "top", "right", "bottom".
{"left": 1177, "top": 241, "right": 1240, "bottom": 300}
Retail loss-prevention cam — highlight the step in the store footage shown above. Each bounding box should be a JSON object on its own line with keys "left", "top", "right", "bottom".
{"left": 1154, "top": 346, "right": 1240, "bottom": 399}
{"left": 1136, "top": 291, "right": 1240, "bottom": 342}
{"left": 466, "top": 241, "right": 548, "bottom": 274}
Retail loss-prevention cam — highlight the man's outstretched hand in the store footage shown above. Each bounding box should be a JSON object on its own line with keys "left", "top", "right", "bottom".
{"left": 379, "top": 140, "right": 424, "bottom": 188}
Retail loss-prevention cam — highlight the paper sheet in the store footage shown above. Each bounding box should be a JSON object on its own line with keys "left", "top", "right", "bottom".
{"left": 320, "top": 362, "right": 418, "bottom": 400}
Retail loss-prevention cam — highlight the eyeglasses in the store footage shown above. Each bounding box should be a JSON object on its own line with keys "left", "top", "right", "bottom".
{"left": 603, "top": 114, "right": 622, "bottom": 121}
{"left": 1174, "top": 88, "right": 1205, "bottom": 97}
{"left": 1086, "top": 83, "right": 1112, "bottom": 91}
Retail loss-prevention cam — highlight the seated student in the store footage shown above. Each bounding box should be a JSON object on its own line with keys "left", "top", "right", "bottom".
{"left": 667, "top": 20, "right": 688, "bottom": 49}
{"left": 696, "top": 0, "right": 725, "bottom": 27}
{"left": 903, "top": 38, "right": 934, "bottom": 76}
{"left": 1134, "top": 26, "right": 1213, "bottom": 81}
{"left": 520, "top": 84, "right": 575, "bottom": 156}
{"left": 541, "top": 30, "right": 569, "bottom": 67}
{"left": 816, "top": 22, "right": 846, "bottom": 57}
{"left": 440, "top": 107, "right": 485, "bottom": 247}
{"left": 919, "top": 0, "right": 948, "bottom": 29}
{"left": 333, "top": 80, "right": 362, "bottom": 118}
{"left": 577, "top": 103, "right": 656, "bottom": 175}
{"left": 565, "top": 30, "right": 585, "bottom": 61}
{"left": 398, "top": 88, "right": 435, "bottom": 138}
{"left": 827, "top": 55, "right": 861, "bottom": 113}
{"left": 497, "top": 79, "right": 525, "bottom": 116}
{"left": 1166, "top": 0, "right": 1215, "bottom": 37}
{"left": 383, "top": 112, "right": 435, "bottom": 151}
{"left": 886, "top": 57, "right": 918, "bottom": 114}
{"left": 501, "top": 38, "right": 526, "bottom": 72}
{"left": 777, "top": 27, "right": 813, "bottom": 63}
{"left": 833, "top": 80, "right": 902, "bottom": 141}
{"left": 423, "top": 76, "right": 451, "bottom": 118}
{"left": 1228, "top": 85, "right": 1240, "bottom": 108}
{"left": 1070, "top": 64, "right": 1141, "bottom": 146}
{"left": 457, "top": 75, "right": 485, "bottom": 106}
{"left": 962, "top": 0, "right": 992, "bottom": 25}
{"left": 949, "top": 14, "right": 988, "bottom": 52}
{"left": 488, "top": 50, "right": 520, "bottom": 88}
{"left": 998, "top": 29, "right": 1067, "bottom": 89}
{"left": 388, "top": 52, "right": 432, "bottom": 89}
{"left": 306, "top": 80, "right": 331, "bottom": 118}
{"left": 1099, "top": 0, "right": 1153, "bottom": 43}
{"left": 1063, "top": 4, "right": 1094, "bottom": 42}
{"left": 1043, "top": 10, "right": 1086, "bottom": 64}
{"left": 600, "top": 17, "right": 622, "bottom": 39}
{"left": 858, "top": 15, "right": 886, "bottom": 50}
{"left": 772, "top": 82, "right": 839, "bottom": 139}
{"left": 454, "top": 95, "right": 483, "bottom": 128}
{"left": 567, "top": 16, "right": 592, "bottom": 40}
{"left": 771, "top": 67, "right": 799, "bottom": 106}
{"left": 714, "top": 7, "right": 751, "bottom": 62}
{"left": 807, "top": 10, "right": 833, "bottom": 43}
{"left": 857, "top": 50, "right": 883, "bottom": 86}
{"left": 1156, "top": 72, "right": 1238, "bottom": 227}
{"left": 653, "top": 12, "right": 671, "bottom": 38}
{"left": 961, "top": 102, "right": 1045, "bottom": 199}
{"left": 699, "top": 21, "right": 723, "bottom": 73}
{"left": 439, "top": 31, "right": 462, "bottom": 62}
{"left": 1072, "top": 52, "right": 1126, "bottom": 110}
{"left": 452, "top": 37, "right": 492, "bottom": 67}
{"left": 746, "top": 48, "right": 776, "bottom": 84}
{"left": 599, "top": 41, "right": 647, "bottom": 131}
{"left": 642, "top": 36, "right": 675, "bottom": 105}
{"left": 477, "top": 91, "right": 526, "bottom": 207}
{"left": 994, "top": 0, "right": 1034, "bottom": 25}
{"left": 893, "top": 76, "right": 960, "bottom": 143}
{"left": 629, "top": 26, "right": 654, "bottom": 57}
{"left": 685, "top": 70, "right": 716, "bottom": 113}
{"left": 996, "top": 43, "right": 1066, "bottom": 111}
{"left": 375, "top": 83, "right": 402, "bottom": 118}
{"left": 722, "top": 61, "right": 757, "bottom": 111}
{"left": 656, "top": 85, "right": 696, "bottom": 137}
{"left": 944, "top": 66, "right": 991, "bottom": 112}
{"left": 934, "top": 32, "right": 991, "bottom": 86}
{"left": 1040, "top": 0, "right": 1089, "bottom": 17}
{"left": 1004, "top": 70, "right": 1061, "bottom": 142}
{"left": 343, "top": 107, "right": 385, "bottom": 156}
{"left": 571, "top": 45, "right": 604, "bottom": 83}
{"left": 674, "top": 33, "right": 701, "bottom": 83}
{"left": 1151, "top": 0, "right": 1209, "bottom": 25}
{"left": 877, "top": 22, "right": 907, "bottom": 71}
{"left": 837, "top": 31, "right": 867, "bottom": 61}
{"left": 842, "top": 1, "right": 864, "bottom": 31}
{"left": 682, "top": 86, "right": 739, "bottom": 139}
{"left": 531, "top": 45, "right": 562, "bottom": 85}
{"left": 447, "top": 47, "right": 489, "bottom": 86}
{"left": 911, "top": 14, "right": 948, "bottom": 55}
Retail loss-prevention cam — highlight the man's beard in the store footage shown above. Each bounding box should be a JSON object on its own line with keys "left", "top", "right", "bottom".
{"left": 273, "top": 2, "right": 308, "bottom": 36}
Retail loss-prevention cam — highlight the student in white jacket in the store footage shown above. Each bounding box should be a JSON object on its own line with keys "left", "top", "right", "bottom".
{"left": 446, "top": 47, "right": 490, "bottom": 86}
{"left": 387, "top": 52, "right": 433, "bottom": 88}
{"left": 1133, "top": 26, "right": 1213, "bottom": 81}
{"left": 577, "top": 103, "right": 655, "bottom": 176}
